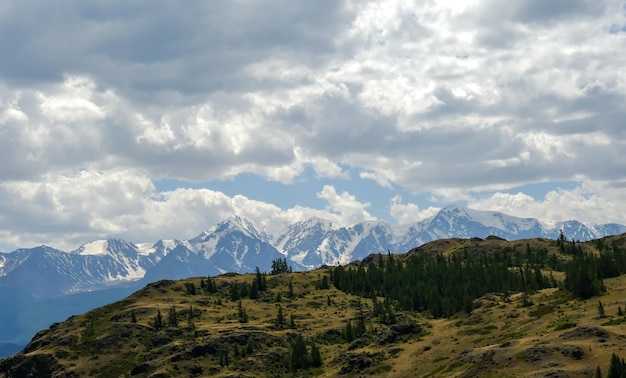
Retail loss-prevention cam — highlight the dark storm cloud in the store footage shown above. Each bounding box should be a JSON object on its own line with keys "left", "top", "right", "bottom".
{"left": 0, "top": 0, "right": 351, "bottom": 102}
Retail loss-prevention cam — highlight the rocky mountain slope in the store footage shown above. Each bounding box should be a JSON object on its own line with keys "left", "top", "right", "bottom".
{"left": 3, "top": 234, "right": 626, "bottom": 377}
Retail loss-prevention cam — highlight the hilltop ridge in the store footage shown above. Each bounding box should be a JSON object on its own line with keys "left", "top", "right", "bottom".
{"left": 3, "top": 234, "right": 626, "bottom": 377}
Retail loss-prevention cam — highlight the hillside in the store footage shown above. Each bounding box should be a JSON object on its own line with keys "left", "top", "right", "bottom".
{"left": 2, "top": 235, "right": 626, "bottom": 377}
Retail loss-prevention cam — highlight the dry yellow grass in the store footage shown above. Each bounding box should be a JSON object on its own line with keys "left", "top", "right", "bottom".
{"left": 2, "top": 236, "right": 626, "bottom": 377}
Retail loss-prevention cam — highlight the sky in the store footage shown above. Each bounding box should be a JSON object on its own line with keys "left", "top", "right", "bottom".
{"left": 0, "top": 0, "right": 625, "bottom": 251}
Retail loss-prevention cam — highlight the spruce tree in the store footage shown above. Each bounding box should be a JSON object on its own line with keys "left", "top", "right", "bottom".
{"left": 154, "top": 309, "right": 163, "bottom": 330}
{"left": 238, "top": 301, "right": 248, "bottom": 323}
{"left": 289, "top": 334, "right": 309, "bottom": 371}
{"left": 608, "top": 353, "right": 623, "bottom": 378}
{"left": 275, "top": 305, "right": 286, "bottom": 328}
{"left": 288, "top": 279, "right": 295, "bottom": 299}
{"left": 167, "top": 305, "right": 178, "bottom": 327}
{"left": 598, "top": 301, "right": 606, "bottom": 318}
{"left": 310, "top": 342, "right": 322, "bottom": 367}
{"left": 187, "top": 305, "right": 195, "bottom": 329}
{"left": 355, "top": 300, "right": 366, "bottom": 337}
{"left": 343, "top": 320, "right": 354, "bottom": 342}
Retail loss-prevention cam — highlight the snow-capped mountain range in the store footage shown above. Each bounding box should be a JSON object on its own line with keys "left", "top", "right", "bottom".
{"left": 1, "top": 205, "right": 625, "bottom": 298}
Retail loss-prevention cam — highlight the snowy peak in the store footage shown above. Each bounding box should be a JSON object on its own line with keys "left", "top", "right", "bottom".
{"left": 426, "top": 206, "right": 545, "bottom": 237}
{"left": 0, "top": 206, "right": 625, "bottom": 298}
{"left": 72, "top": 239, "right": 140, "bottom": 257}
{"left": 190, "top": 215, "right": 266, "bottom": 245}
{"left": 74, "top": 240, "right": 110, "bottom": 256}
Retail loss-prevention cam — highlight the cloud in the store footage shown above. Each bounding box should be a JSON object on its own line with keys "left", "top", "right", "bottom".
{"left": 0, "top": 170, "right": 378, "bottom": 251}
{"left": 317, "top": 185, "right": 376, "bottom": 225}
{"left": 389, "top": 196, "right": 439, "bottom": 224}
{"left": 469, "top": 181, "right": 626, "bottom": 225}
{"left": 1, "top": 1, "right": 626, "bottom": 249}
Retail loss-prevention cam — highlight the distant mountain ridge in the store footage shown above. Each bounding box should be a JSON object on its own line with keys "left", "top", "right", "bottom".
{"left": 1, "top": 205, "right": 625, "bottom": 356}
{"left": 1, "top": 206, "right": 625, "bottom": 298}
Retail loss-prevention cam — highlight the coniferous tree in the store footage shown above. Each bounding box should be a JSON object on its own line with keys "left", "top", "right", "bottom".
{"left": 187, "top": 305, "right": 195, "bottom": 329}
{"left": 204, "top": 276, "right": 217, "bottom": 293}
{"left": 154, "top": 309, "right": 163, "bottom": 330}
{"left": 608, "top": 353, "right": 625, "bottom": 378}
{"left": 288, "top": 279, "right": 295, "bottom": 299}
{"left": 318, "top": 275, "right": 330, "bottom": 290}
{"left": 598, "top": 301, "right": 606, "bottom": 318}
{"left": 230, "top": 281, "right": 240, "bottom": 301}
{"left": 271, "top": 258, "right": 290, "bottom": 275}
{"left": 238, "top": 301, "right": 249, "bottom": 323}
{"left": 310, "top": 342, "right": 322, "bottom": 368}
{"left": 343, "top": 320, "right": 354, "bottom": 342}
{"left": 255, "top": 267, "right": 267, "bottom": 291}
{"left": 355, "top": 300, "right": 366, "bottom": 337}
{"left": 167, "top": 305, "right": 178, "bottom": 327}
{"left": 131, "top": 310, "right": 137, "bottom": 323}
{"left": 275, "top": 304, "right": 286, "bottom": 328}
{"left": 289, "top": 334, "right": 309, "bottom": 371}
{"left": 185, "top": 282, "right": 197, "bottom": 295}
{"left": 249, "top": 279, "right": 259, "bottom": 299}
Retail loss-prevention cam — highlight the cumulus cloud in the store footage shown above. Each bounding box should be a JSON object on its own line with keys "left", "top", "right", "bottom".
{"left": 469, "top": 181, "right": 626, "bottom": 225}
{"left": 317, "top": 185, "right": 376, "bottom": 225}
{"left": 0, "top": 170, "right": 379, "bottom": 251}
{"left": 389, "top": 196, "right": 439, "bottom": 224}
{"left": 1, "top": 1, "right": 626, "bottom": 249}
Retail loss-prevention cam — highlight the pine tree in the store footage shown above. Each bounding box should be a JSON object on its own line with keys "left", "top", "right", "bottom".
{"left": 355, "top": 300, "right": 366, "bottom": 337}
{"left": 271, "top": 258, "right": 290, "bottom": 275}
{"left": 249, "top": 280, "right": 259, "bottom": 299}
{"left": 596, "top": 365, "right": 603, "bottom": 378}
{"left": 185, "top": 282, "right": 197, "bottom": 295}
{"left": 288, "top": 279, "right": 295, "bottom": 299}
{"left": 187, "top": 305, "right": 195, "bottom": 329}
{"left": 238, "top": 301, "right": 248, "bottom": 323}
{"left": 343, "top": 320, "right": 354, "bottom": 342}
{"left": 230, "top": 281, "right": 240, "bottom": 301}
{"left": 205, "top": 276, "right": 217, "bottom": 293}
{"left": 275, "top": 305, "right": 286, "bottom": 328}
{"left": 608, "top": 353, "right": 623, "bottom": 378}
{"left": 310, "top": 342, "right": 322, "bottom": 367}
{"left": 167, "top": 305, "right": 178, "bottom": 327}
{"left": 618, "top": 306, "right": 624, "bottom": 317}
{"left": 131, "top": 310, "right": 137, "bottom": 323}
{"left": 289, "top": 334, "right": 310, "bottom": 371}
{"left": 255, "top": 266, "right": 266, "bottom": 291}
{"left": 153, "top": 309, "right": 163, "bottom": 330}
{"left": 598, "top": 301, "right": 606, "bottom": 318}
{"left": 318, "top": 275, "right": 330, "bottom": 290}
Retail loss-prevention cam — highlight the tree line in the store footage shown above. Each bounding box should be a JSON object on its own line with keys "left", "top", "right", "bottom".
{"left": 330, "top": 247, "right": 557, "bottom": 318}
